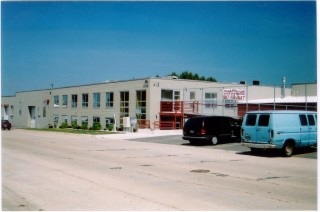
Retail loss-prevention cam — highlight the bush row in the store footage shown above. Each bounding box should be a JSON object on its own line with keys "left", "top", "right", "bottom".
{"left": 49, "top": 123, "right": 114, "bottom": 131}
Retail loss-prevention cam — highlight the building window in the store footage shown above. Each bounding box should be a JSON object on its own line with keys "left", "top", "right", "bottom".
{"left": 43, "top": 106, "right": 46, "bottom": 117}
{"left": 82, "top": 93, "right": 88, "bottom": 108}
{"left": 53, "top": 115, "right": 59, "bottom": 127}
{"left": 120, "top": 91, "right": 129, "bottom": 126}
{"left": 190, "top": 91, "right": 196, "bottom": 100}
{"left": 93, "top": 93, "right": 101, "bottom": 108}
{"left": 136, "top": 90, "right": 146, "bottom": 120}
{"left": 81, "top": 116, "right": 88, "bottom": 129}
{"left": 224, "top": 99, "right": 237, "bottom": 109}
{"left": 72, "top": 94, "right": 78, "bottom": 108}
{"left": 62, "top": 115, "right": 68, "bottom": 124}
{"left": 105, "top": 117, "right": 115, "bottom": 128}
{"left": 54, "top": 96, "right": 59, "bottom": 108}
{"left": 174, "top": 91, "right": 180, "bottom": 101}
{"left": 71, "top": 116, "right": 77, "bottom": 126}
{"left": 10, "top": 106, "right": 14, "bottom": 116}
{"left": 161, "top": 89, "right": 180, "bottom": 101}
{"left": 106, "top": 92, "right": 114, "bottom": 108}
{"left": 161, "top": 89, "right": 173, "bottom": 101}
{"left": 93, "top": 116, "right": 100, "bottom": 124}
{"left": 62, "top": 95, "right": 68, "bottom": 108}
{"left": 205, "top": 93, "right": 217, "bottom": 108}
{"left": 92, "top": 116, "right": 101, "bottom": 130}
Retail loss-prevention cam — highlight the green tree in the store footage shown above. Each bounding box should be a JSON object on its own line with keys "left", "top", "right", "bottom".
{"left": 170, "top": 70, "right": 217, "bottom": 82}
{"left": 170, "top": 72, "right": 178, "bottom": 77}
{"left": 206, "top": 76, "right": 217, "bottom": 82}
{"left": 200, "top": 76, "right": 206, "bottom": 81}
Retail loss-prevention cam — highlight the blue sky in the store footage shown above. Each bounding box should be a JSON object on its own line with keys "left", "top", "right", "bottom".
{"left": 2, "top": 1, "right": 317, "bottom": 96}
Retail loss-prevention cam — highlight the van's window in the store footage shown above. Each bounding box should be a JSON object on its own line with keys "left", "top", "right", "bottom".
{"left": 245, "top": 114, "right": 257, "bottom": 126}
{"left": 258, "top": 115, "right": 270, "bottom": 127}
{"left": 307, "top": 115, "right": 315, "bottom": 126}
{"left": 299, "top": 115, "right": 308, "bottom": 126}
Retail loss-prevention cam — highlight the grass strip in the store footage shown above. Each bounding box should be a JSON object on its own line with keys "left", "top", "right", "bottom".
{"left": 20, "top": 128, "right": 118, "bottom": 135}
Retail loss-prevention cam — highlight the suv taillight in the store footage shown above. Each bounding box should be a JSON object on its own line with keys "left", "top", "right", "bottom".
{"left": 201, "top": 128, "right": 206, "bottom": 135}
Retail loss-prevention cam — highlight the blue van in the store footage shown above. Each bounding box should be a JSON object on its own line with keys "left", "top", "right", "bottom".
{"left": 241, "top": 110, "right": 317, "bottom": 156}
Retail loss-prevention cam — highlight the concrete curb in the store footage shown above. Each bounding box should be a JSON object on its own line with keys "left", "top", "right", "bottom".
{"left": 96, "top": 129, "right": 183, "bottom": 139}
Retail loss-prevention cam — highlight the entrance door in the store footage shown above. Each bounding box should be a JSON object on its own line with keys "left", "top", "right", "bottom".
{"left": 173, "top": 90, "right": 181, "bottom": 112}
{"left": 299, "top": 114, "right": 309, "bottom": 147}
{"left": 307, "top": 114, "right": 317, "bottom": 146}
{"left": 28, "top": 106, "right": 36, "bottom": 128}
{"left": 174, "top": 90, "right": 180, "bottom": 101}
{"left": 255, "top": 114, "right": 270, "bottom": 144}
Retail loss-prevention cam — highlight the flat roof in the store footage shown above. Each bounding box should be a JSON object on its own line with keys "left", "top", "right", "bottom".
{"left": 239, "top": 96, "right": 318, "bottom": 104}
{"left": 14, "top": 77, "right": 153, "bottom": 94}
{"left": 245, "top": 110, "right": 317, "bottom": 114}
{"left": 10, "top": 76, "right": 246, "bottom": 95}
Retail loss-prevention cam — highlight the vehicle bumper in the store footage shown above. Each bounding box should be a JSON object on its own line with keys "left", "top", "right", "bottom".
{"left": 241, "top": 142, "right": 276, "bottom": 149}
{"left": 182, "top": 136, "right": 209, "bottom": 141}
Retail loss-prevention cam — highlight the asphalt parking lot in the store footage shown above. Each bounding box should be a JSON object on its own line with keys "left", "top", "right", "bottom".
{"left": 129, "top": 135, "right": 317, "bottom": 159}
{"left": 2, "top": 130, "right": 317, "bottom": 210}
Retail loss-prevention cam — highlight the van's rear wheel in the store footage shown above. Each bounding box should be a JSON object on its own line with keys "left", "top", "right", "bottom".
{"left": 283, "top": 141, "right": 294, "bottom": 157}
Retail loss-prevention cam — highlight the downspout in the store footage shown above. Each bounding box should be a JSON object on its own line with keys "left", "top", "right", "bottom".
{"left": 273, "top": 84, "right": 276, "bottom": 110}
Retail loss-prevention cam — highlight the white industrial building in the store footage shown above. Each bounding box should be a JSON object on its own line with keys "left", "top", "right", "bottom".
{"left": 3, "top": 76, "right": 314, "bottom": 130}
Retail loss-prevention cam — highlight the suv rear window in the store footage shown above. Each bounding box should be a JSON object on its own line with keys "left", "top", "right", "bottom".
{"left": 185, "top": 118, "right": 204, "bottom": 128}
{"left": 245, "top": 114, "right": 257, "bottom": 126}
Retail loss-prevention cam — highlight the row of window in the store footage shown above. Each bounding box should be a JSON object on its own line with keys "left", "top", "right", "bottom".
{"left": 54, "top": 90, "right": 235, "bottom": 110}
{"left": 245, "top": 114, "right": 317, "bottom": 127}
{"left": 53, "top": 90, "right": 147, "bottom": 126}
{"left": 204, "top": 93, "right": 236, "bottom": 108}
{"left": 53, "top": 115, "right": 115, "bottom": 128}
{"left": 53, "top": 92, "right": 114, "bottom": 108}
{"left": 161, "top": 90, "right": 236, "bottom": 109}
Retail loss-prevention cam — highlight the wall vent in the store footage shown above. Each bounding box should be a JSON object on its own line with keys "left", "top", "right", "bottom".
{"left": 240, "top": 81, "right": 247, "bottom": 85}
{"left": 253, "top": 80, "right": 260, "bottom": 86}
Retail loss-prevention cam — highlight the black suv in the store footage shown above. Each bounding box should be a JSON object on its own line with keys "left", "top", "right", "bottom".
{"left": 2, "top": 120, "right": 12, "bottom": 130}
{"left": 183, "top": 116, "right": 241, "bottom": 145}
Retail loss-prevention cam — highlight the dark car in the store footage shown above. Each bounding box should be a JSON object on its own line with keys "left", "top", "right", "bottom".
{"left": 182, "top": 116, "right": 241, "bottom": 145}
{"left": 2, "top": 120, "right": 12, "bottom": 130}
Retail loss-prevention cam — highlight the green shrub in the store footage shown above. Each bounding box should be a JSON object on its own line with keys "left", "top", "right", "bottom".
{"left": 71, "top": 122, "right": 78, "bottom": 129}
{"left": 81, "top": 123, "right": 88, "bottom": 130}
{"left": 92, "top": 123, "right": 101, "bottom": 130}
{"left": 60, "top": 122, "right": 68, "bottom": 129}
{"left": 107, "top": 124, "right": 114, "bottom": 131}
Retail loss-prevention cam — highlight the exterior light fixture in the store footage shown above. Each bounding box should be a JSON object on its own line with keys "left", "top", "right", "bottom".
{"left": 144, "top": 80, "right": 149, "bottom": 88}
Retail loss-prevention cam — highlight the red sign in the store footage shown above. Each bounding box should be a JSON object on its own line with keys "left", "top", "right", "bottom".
{"left": 223, "top": 89, "right": 246, "bottom": 100}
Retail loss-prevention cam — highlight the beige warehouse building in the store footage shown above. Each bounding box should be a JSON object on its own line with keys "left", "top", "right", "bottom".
{"left": 1, "top": 77, "right": 298, "bottom": 130}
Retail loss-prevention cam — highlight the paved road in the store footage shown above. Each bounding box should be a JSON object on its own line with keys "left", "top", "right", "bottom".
{"left": 2, "top": 130, "right": 317, "bottom": 210}
{"left": 130, "top": 135, "right": 317, "bottom": 159}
